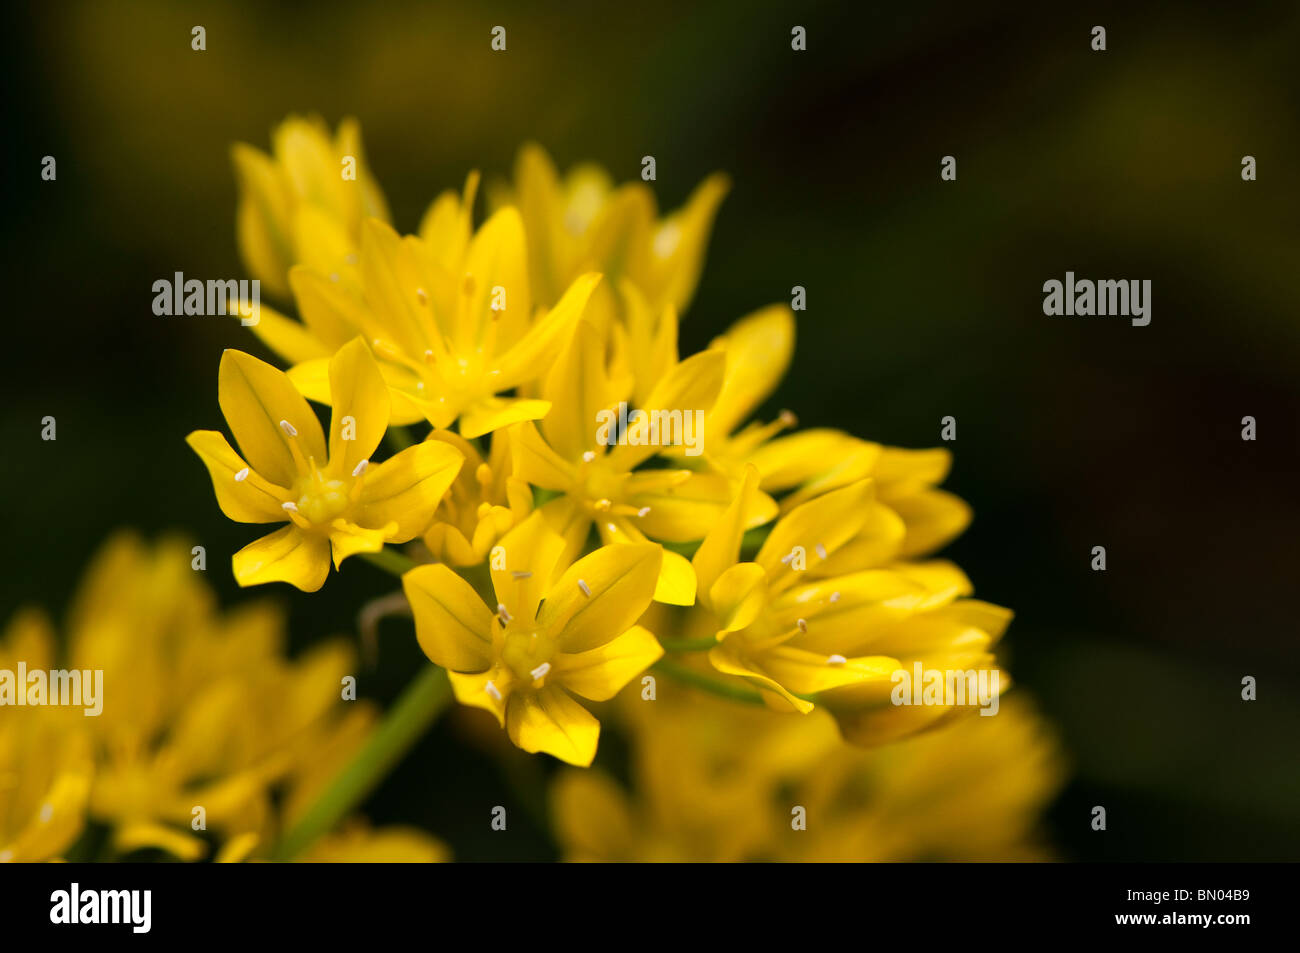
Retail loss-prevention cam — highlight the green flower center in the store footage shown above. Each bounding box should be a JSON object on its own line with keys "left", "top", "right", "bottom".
{"left": 501, "top": 628, "right": 558, "bottom": 683}
{"left": 292, "top": 472, "right": 352, "bottom": 525}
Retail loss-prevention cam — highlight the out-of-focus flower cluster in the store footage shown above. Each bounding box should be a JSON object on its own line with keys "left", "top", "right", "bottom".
{"left": 1, "top": 533, "right": 446, "bottom": 862}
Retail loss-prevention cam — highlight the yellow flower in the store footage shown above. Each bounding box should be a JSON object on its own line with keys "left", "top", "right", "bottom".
{"left": 402, "top": 513, "right": 664, "bottom": 766}
{"left": 421, "top": 429, "right": 533, "bottom": 567}
{"left": 0, "top": 611, "right": 92, "bottom": 863}
{"left": 267, "top": 212, "right": 604, "bottom": 437}
{"left": 232, "top": 115, "right": 389, "bottom": 298}
{"left": 774, "top": 696, "right": 1065, "bottom": 861}
{"left": 511, "top": 319, "right": 775, "bottom": 605}
{"left": 552, "top": 691, "right": 1062, "bottom": 862}
{"left": 687, "top": 466, "right": 1010, "bottom": 744}
{"left": 187, "top": 338, "right": 464, "bottom": 591}
{"left": 299, "top": 822, "right": 450, "bottom": 863}
{"left": 500, "top": 143, "right": 729, "bottom": 317}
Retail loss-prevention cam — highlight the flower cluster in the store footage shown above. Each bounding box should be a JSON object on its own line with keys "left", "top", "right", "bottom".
{"left": 1, "top": 533, "right": 445, "bottom": 862}
{"left": 194, "top": 115, "right": 1021, "bottom": 772}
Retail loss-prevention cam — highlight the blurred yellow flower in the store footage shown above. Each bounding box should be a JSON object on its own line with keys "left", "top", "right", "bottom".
{"left": 232, "top": 115, "right": 389, "bottom": 298}
{"left": 187, "top": 339, "right": 463, "bottom": 591}
{"left": 0, "top": 611, "right": 92, "bottom": 863}
{"left": 403, "top": 513, "right": 663, "bottom": 766}
{"left": 553, "top": 692, "right": 1061, "bottom": 862}
{"left": 421, "top": 429, "right": 532, "bottom": 567}
{"left": 497, "top": 143, "right": 729, "bottom": 318}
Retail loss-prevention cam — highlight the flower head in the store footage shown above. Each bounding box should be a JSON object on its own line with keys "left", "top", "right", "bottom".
{"left": 403, "top": 513, "right": 664, "bottom": 766}
{"left": 232, "top": 115, "right": 389, "bottom": 298}
{"left": 187, "top": 337, "right": 463, "bottom": 591}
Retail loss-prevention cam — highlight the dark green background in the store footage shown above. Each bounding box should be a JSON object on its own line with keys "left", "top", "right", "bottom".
{"left": 4, "top": 0, "right": 1298, "bottom": 860}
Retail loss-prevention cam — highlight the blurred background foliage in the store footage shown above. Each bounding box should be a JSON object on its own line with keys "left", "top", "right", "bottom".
{"left": 3, "top": 0, "right": 1299, "bottom": 860}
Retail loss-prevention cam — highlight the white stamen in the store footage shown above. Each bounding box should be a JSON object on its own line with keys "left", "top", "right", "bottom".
{"left": 830, "top": 591, "right": 841, "bottom": 603}
{"left": 416, "top": 288, "right": 428, "bottom": 305}
{"left": 234, "top": 467, "right": 250, "bottom": 482}
{"left": 582, "top": 450, "right": 595, "bottom": 462}
{"left": 578, "top": 579, "right": 592, "bottom": 597}
{"left": 815, "top": 543, "right": 827, "bottom": 560}
{"left": 352, "top": 459, "right": 369, "bottom": 477}
{"left": 279, "top": 419, "right": 298, "bottom": 437}
{"left": 330, "top": 272, "right": 340, "bottom": 282}
{"left": 796, "top": 618, "right": 808, "bottom": 633}
{"left": 485, "top": 680, "right": 502, "bottom": 701}
{"left": 781, "top": 551, "right": 795, "bottom": 566}
{"left": 344, "top": 253, "right": 358, "bottom": 266}
{"left": 282, "top": 501, "right": 299, "bottom": 512}
{"left": 511, "top": 570, "right": 532, "bottom": 580}
{"left": 530, "top": 662, "right": 551, "bottom": 682}
{"left": 39, "top": 802, "right": 53, "bottom": 823}
{"left": 497, "top": 603, "right": 512, "bottom": 624}
{"left": 637, "top": 506, "right": 651, "bottom": 517}
{"left": 827, "top": 654, "right": 847, "bottom": 665}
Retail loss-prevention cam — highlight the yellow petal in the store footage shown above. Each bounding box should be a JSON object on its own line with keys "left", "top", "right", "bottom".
{"left": 448, "top": 665, "right": 508, "bottom": 725}
{"left": 628, "top": 469, "right": 768, "bottom": 543}
{"left": 219, "top": 349, "right": 326, "bottom": 488}
{"left": 510, "top": 420, "right": 577, "bottom": 490}
{"left": 709, "top": 562, "right": 768, "bottom": 631}
{"left": 231, "top": 142, "right": 292, "bottom": 296}
{"left": 459, "top": 206, "right": 531, "bottom": 353}
{"left": 329, "top": 519, "right": 391, "bottom": 568}
{"left": 551, "top": 770, "right": 634, "bottom": 861}
{"left": 606, "top": 348, "right": 723, "bottom": 472}
{"left": 327, "top": 337, "right": 391, "bottom": 475}
{"left": 505, "top": 686, "right": 600, "bottom": 766}
{"left": 635, "top": 172, "right": 730, "bottom": 313}
{"left": 402, "top": 564, "right": 495, "bottom": 672}
{"left": 460, "top": 396, "right": 552, "bottom": 440}
{"left": 246, "top": 301, "right": 331, "bottom": 366}
{"left": 114, "top": 822, "right": 208, "bottom": 862}
{"left": 358, "top": 440, "right": 464, "bottom": 541}
{"left": 186, "top": 430, "right": 289, "bottom": 522}
{"left": 692, "top": 464, "right": 765, "bottom": 603}
{"left": 539, "top": 543, "right": 661, "bottom": 653}
{"left": 758, "top": 644, "right": 900, "bottom": 696}
{"left": 652, "top": 548, "right": 697, "bottom": 606}
{"left": 891, "top": 489, "right": 973, "bottom": 557}
{"left": 490, "top": 511, "right": 566, "bottom": 624}
{"left": 707, "top": 641, "right": 814, "bottom": 714}
{"left": 232, "top": 525, "right": 331, "bottom": 591}
{"left": 555, "top": 624, "right": 664, "bottom": 701}
{"left": 756, "top": 478, "right": 874, "bottom": 586}
{"left": 289, "top": 265, "right": 370, "bottom": 352}
{"left": 214, "top": 832, "right": 262, "bottom": 864}
{"left": 708, "top": 304, "right": 794, "bottom": 438}
{"left": 542, "top": 320, "right": 622, "bottom": 461}
{"left": 495, "top": 273, "right": 603, "bottom": 390}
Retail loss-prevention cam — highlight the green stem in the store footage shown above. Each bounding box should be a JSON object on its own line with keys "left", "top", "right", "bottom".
{"left": 658, "top": 636, "right": 719, "bottom": 652}
{"left": 360, "top": 547, "right": 418, "bottom": 577}
{"left": 652, "top": 659, "right": 768, "bottom": 705}
{"left": 272, "top": 664, "right": 452, "bottom": 861}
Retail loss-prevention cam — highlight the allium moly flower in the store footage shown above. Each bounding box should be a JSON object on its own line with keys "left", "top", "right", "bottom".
{"left": 511, "top": 319, "right": 775, "bottom": 604}
{"left": 403, "top": 513, "right": 664, "bottom": 766}
{"left": 552, "top": 692, "right": 1061, "bottom": 862}
{"left": 232, "top": 115, "right": 389, "bottom": 298}
{"left": 689, "top": 466, "right": 1011, "bottom": 744}
{"left": 500, "top": 143, "right": 729, "bottom": 317}
{"left": 271, "top": 215, "right": 603, "bottom": 437}
{"left": 187, "top": 338, "right": 463, "bottom": 591}
{"left": 775, "top": 696, "right": 1064, "bottom": 862}
{"left": 0, "top": 610, "right": 92, "bottom": 863}
{"left": 421, "top": 429, "right": 533, "bottom": 567}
